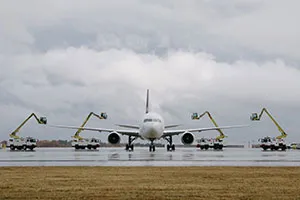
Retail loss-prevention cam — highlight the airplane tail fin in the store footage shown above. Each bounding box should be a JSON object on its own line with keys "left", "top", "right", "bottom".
{"left": 146, "top": 89, "right": 149, "bottom": 113}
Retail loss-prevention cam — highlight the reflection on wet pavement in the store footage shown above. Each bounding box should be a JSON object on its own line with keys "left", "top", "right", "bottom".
{"left": 0, "top": 147, "right": 299, "bottom": 166}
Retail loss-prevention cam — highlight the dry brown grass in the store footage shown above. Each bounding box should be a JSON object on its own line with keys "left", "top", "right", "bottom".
{"left": 0, "top": 167, "right": 300, "bottom": 200}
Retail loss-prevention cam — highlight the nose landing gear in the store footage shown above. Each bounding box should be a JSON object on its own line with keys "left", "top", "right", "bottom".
{"left": 165, "top": 136, "right": 175, "bottom": 151}
{"left": 149, "top": 139, "right": 155, "bottom": 152}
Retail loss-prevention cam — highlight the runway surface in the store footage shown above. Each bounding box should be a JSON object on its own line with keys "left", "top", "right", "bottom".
{"left": 0, "top": 147, "right": 299, "bottom": 167}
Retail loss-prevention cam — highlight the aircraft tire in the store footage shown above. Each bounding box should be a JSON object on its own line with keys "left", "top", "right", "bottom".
{"left": 167, "top": 144, "right": 170, "bottom": 151}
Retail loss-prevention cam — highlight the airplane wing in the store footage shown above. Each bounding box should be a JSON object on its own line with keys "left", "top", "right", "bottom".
{"left": 48, "top": 124, "right": 140, "bottom": 137}
{"left": 115, "top": 124, "right": 140, "bottom": 129}
{"left": 162, "top": 124, "right": 249, "bottom": 137}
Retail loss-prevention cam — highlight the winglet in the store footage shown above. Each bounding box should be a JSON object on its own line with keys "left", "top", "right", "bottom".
{"left": 146, "top": 89, "right": 149, "bottom": 113}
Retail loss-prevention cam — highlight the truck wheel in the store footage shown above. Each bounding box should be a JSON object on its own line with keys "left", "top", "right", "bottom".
{"left": 75, "top": 145, "right": 79, "bottom": 150}
{"left": 10, "top": 145, "right": 15, "bottom": 151}
{"left": 23, "top": 145, "right": 27, "bottom": 150}
{"left": 262, "top": 147, "right": 268, "bottom": 151}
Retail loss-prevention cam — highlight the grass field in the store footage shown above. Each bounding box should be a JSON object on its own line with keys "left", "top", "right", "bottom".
{"left": 0, "top": 167, "right": 300, "bottom": 200}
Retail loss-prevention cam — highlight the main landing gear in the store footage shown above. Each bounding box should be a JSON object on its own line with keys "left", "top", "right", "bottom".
{"left": 165, "top": 136, "right": 175, "bottom": 151}
{"left": 125, "top": 136, "right": 135, "bottom": 151}
{"left": 149, "top": 139, "right": 156, "bottom": 152}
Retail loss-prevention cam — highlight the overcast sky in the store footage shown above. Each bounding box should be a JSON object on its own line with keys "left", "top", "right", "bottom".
{"left": 1, "top": 0, "right": 300, "bottom": 145}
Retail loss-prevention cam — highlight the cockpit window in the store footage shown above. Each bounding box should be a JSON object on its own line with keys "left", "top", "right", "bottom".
{"left": 144, "top": 118, "right": 161, "bottom": 123}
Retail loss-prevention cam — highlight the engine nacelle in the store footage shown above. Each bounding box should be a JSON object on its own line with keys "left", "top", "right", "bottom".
{"left": 181, "top": 132, "right": 194, "bottom": 145}
{"left": 108, "top": 132, "right": 121, "bottom": 144}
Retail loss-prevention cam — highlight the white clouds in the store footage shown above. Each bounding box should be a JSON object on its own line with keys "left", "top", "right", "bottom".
{"left": 3, "top": 47, "right": 300, "bottom": 107}
{"left": 1, "top": 47, "right": 300, "bottom": 142}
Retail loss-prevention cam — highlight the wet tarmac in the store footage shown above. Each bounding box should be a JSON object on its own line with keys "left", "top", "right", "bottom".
{"left": 0, "top": 147, "right": 299, "bottom": 167}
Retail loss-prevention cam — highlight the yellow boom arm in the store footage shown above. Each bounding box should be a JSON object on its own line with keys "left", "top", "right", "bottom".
{"left": 250, "top": 108, "right": 287, "bottom": 139}
{"left": 10, "top": 113, "right": 47, "bottom": 139}
{"left": 191, "top": 111, "right": 226, "bottom": 140}
{"left": 73, "top": 112, "right": 107, "bottom": 140}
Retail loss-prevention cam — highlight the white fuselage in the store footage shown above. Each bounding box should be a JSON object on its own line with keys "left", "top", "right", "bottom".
{"left": 139, "top": 112, "right": 164, "bottom": 140}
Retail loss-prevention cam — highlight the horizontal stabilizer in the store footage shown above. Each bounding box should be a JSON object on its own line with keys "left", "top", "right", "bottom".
{"left": 164, "top": 124, "right": 181, "bottom": 129}
{"left": 115, "top": 124, "right": 140, "bottom": 129}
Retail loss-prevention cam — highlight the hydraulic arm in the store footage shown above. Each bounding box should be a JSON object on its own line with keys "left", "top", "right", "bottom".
{"left": 250, "top": 108, "right": 287, "bottom": 139}
{"left": 191, "top": 111, "right": 226, "bottom": 140}
{"left": 73, "top": 112, "right": 107, "bottom": 140}
{"left": 10, "top": 113, "right": 47, "bottom": 139}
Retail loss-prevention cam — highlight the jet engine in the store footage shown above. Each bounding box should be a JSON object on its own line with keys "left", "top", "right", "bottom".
{"left": 181, "top": 132, "right": 194, "bottom": 145}
{"left": 108, "top": 132, "right": 121, "bottom": 144}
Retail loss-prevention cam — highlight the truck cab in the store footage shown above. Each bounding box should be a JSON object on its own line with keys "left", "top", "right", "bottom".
{"left": 259, "top": 137, "right": 272, "bottom": 150}
{"left": 196, "top": 138, "right": 209, "bottom": 150}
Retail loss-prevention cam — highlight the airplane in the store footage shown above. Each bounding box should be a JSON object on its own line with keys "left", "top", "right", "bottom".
{"left": 48, "top": 89, "right": 247, "bottom": 152}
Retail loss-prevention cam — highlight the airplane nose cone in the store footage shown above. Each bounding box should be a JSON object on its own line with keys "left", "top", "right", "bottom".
{"left": 148, "top": 127, "right": 157, "bottom": 138}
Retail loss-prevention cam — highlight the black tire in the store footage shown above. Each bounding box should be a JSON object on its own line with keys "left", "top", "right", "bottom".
{"left": 75, "top": 145, "right": 79, "bottom": 150}
{"left": 262, "top": 147, "right": 268, "bottom": 151}
{"left": 23, "top": 145, "right": 27, "bottom": 150}
{"left": 87, "top": 145, "right": 92, "bottom": 150}
{"left": 167, "top": 144, "right": 170, "bottom": 151}
{"left": 10, "top": 145, "right": 15, "bottom": 151}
